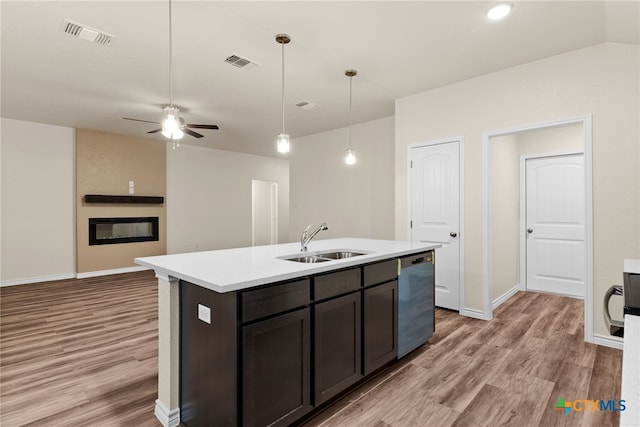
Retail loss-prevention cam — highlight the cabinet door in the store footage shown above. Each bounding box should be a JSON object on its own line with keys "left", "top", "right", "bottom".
{"left": 314, "top": 292, "right": 362, "bottom": 405}
{"left": 242, "top": 307, "right": 311, "bottom": 427}
{"left": 363, "top": 280, "right": 398, "bottom": 375}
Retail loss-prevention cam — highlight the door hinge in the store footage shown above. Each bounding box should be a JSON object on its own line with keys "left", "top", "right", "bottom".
{"left": 410, "top": 160, "right": 413, "bottom": 168}
{"left": 410, "top": 220, "right": 413, "bottom": 228}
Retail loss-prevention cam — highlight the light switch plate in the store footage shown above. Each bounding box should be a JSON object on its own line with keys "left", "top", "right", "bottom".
{"left": 198, "top": 304, "right": 211, "bottom": 324}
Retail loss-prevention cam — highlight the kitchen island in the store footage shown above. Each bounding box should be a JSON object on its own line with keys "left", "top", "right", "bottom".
{"left": 136, "top": 238, "right": 440, "bottom": 427}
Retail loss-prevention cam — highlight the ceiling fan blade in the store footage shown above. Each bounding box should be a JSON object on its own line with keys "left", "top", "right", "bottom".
{"left": 123, "top": 117, "right": 160, "bottom": 124}
{"left": 183, "top": 128, "right": 204, "bottom": 138}
{"left": 147, "top": 128, "right": 162, "bottom": 134}
{"left": 186, "top": 124, "right": 219, "bottom": 130}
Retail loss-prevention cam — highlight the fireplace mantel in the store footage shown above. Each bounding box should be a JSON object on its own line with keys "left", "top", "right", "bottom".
{"left": 84, "top": 194, "right": 164, "bottom": 204}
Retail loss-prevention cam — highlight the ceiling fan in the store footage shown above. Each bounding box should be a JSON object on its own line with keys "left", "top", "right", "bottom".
{"left": 123, "top": 111, "right": 219, "bottom": 139}
{"left": 123, "top": 0, "right": 218, "bottom": 141}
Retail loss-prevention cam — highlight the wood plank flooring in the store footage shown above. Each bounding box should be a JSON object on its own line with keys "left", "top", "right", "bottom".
{"left": 302, "top": 291, "right": 623, "bottom": 427}
{"left": 1, "top": 273, "right": 623, "bottom": 426}
{"left": 0, "top": 271, "right": 161, "bottom": 426}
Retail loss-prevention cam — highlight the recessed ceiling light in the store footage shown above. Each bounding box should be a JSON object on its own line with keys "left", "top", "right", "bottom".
{"left": 485, "top": 2, "right": 513, "bottom": 21}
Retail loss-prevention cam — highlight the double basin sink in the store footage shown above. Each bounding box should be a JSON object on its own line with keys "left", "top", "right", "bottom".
{"left": 279, "top": 250, "right": 369, "bottom": 263}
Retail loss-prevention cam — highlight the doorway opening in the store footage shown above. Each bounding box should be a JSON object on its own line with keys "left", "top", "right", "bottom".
{"left": 252, "top": 179, "right": 278, "bottom": 246}
{"left": 483, "top": 115, "right": 593, "bottom": 342}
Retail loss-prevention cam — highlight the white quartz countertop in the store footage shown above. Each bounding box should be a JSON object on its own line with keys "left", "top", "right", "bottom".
{"left": 135, "top": 238, "right": 440, "bottom": 293}
{"left": 621, "top": 314, "right": 640, "bottom": 427}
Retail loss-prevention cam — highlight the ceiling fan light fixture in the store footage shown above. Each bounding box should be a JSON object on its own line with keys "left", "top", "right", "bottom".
{"left": 161, "top": 106, "right": 184, "bottom": 140}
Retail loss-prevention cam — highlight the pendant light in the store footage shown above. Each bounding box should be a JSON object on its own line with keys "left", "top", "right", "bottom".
{"left": 344, "top": 69, "right": 357, "bottom": 165}
{"left": 162, "top": 0, "right": 184, "bottom": 144}
{"left": 275, "top": 34, "right": 291, "bottom": 153}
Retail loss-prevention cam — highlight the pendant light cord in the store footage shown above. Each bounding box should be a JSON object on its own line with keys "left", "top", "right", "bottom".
{"left": 349, "top": 75, "right": 353, "bottom": 148}
{"left": 281, "top": 40, "right": 285, "bottom": 134}
{"left": 168, "top": 0, "right": 173, "bottom": 107}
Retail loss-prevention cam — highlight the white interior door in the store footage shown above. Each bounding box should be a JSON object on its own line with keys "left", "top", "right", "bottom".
{"left": 410, "top": 141, "right": 461, "bottom": 310}
{"left": 525, "top": 154, "right": 584, "bottom": 297}
{"left": 252, "top": 180, "right": 278, "bottom": 246}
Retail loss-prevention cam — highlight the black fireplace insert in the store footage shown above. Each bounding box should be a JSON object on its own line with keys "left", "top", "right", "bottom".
{"left": 89, "top": 217, "right": 159, "bottom": 245}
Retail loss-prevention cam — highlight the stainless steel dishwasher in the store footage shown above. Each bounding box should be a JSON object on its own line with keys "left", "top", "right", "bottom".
{"left": 397, "top": 251, "right": 435, "bottom": 358}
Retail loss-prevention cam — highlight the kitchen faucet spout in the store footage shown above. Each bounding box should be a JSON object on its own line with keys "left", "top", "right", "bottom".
{"left": 300, "top": 223, "right": 328, "bottom": 252}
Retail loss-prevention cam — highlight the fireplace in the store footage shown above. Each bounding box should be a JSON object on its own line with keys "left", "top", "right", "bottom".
{"left": 89, "top": 217, "right": 159, "bottom": 246}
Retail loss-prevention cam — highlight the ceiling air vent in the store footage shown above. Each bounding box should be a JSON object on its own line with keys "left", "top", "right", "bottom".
{"left": 62, "top": 19, "right": 115, "bottom": 46}
{"left": 224, "top": 54, "right": 259, "bottom": 70}
{"left": 295, "top": 100, "right": 318, "bottom": 110}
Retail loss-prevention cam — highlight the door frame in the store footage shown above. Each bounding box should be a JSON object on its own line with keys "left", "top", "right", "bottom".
{"left": 519, "top": 151, "right": 584, "bottom": 296}
{"left": 407, "top": 136, "right": 465, "bottom": 314}
{"left": 482, "top": 115, "right": 594, "bottom": 341}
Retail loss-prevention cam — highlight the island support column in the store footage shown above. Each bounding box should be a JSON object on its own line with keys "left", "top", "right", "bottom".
{"left": 154, "top": 274, "right": 181, "bottom": 427}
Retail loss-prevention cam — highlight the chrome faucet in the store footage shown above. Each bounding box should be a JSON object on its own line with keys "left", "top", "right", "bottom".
{"left": 300, "top": 223, "right": 328, "bottom": 252}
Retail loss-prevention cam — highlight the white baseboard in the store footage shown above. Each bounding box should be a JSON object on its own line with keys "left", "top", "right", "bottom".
{"left": 492, "top": 284, "right": 520, "bottom": 310}
{"left": 460, "top": 307, "right": 492, "bottom": 320}
{"left": 154, "top": 399, "right": 180, "bottom": 427}
{"left": 0, "top": 273, "right": 76, "bottom": 287}
{"left": 76, "top": 266, "right": 150, "bottom": 279}
{"left": 593, "top": 333, "right": 624, "bottom": 350}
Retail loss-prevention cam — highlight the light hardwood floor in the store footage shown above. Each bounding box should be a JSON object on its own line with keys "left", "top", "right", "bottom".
{"left": 1, "top": 271, "right": 161, "bottom": 426}
{"left": 302, "top": 291, "right": 623, "bottom": 427}
{"left": 1, "top": 272, "right": 623, "bottom": 426}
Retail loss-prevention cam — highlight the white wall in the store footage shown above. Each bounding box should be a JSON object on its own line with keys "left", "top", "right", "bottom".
{"left": 518, "top": 123, "right": 583, "bottom": 155}
{"left": 1, "top": 118, "right": 76, "bottom": 285}
{"left": 289, "top": 116, "right": 395, "bottom": 243}
{"left": 395, "top": 43, "right": 640, "bottom": 337}
{"left": 489, "top": 134, "right": 520, "bottom": 304}
{"left": 166, "top": 144, "right": 289, "bottom": 253}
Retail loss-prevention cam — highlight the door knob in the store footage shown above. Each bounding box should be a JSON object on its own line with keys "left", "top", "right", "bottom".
{"left": 527, "top": 228, "right": 533, "bottom": 234}
{"left": 450, "top": 232, "right": 457, "bottom": 238}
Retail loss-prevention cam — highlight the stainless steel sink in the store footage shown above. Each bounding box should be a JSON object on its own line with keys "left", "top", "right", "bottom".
{"left": 278, "top": 250, "right": 370, "bottom": 263}
{"left": 315, "top": 251, "right": 367, "bottom": 259}
{"left": 282, "top": 255, "right": 332, "bottom": 263}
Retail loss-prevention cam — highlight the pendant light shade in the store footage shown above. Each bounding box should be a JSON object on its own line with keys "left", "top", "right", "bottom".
{"left": 277, "top": 133, "right": 290, "bottom": 153}
{"left": 276, "top": 34, "right": 291, "bottom": 154}
{"left": 344, "top": 69, "right": 357, "bottom": 165}
{"left": 345, "top": 148, "right": 357, "bottom": 165}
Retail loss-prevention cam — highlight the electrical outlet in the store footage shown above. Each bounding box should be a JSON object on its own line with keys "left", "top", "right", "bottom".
{"left": 128, "top": 181, "right": 134, "bottom": 195}
{"left": 198, "top": 304, "right": 211, "bottom": 324}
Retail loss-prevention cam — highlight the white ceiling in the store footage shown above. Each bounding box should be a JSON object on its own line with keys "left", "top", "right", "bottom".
{"left": 2, "top": 1, "right": 639, "bottom": 158}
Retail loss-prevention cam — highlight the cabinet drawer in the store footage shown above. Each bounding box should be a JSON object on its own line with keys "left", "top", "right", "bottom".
{"left": 314, "top": 268, "right": 361, "bottom": 301}
{"left": 363, "top": 259, "right": 398, "bottom": 287}
{"left": 242, "top": 279, "right": 310, "bottom": 323}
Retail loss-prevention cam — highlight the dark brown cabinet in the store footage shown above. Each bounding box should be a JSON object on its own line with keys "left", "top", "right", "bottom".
{"left": 363, "top": 259, "right": 398, "bottom": 376}
{"left": 313, "top": 291, "right": 362, "bottom": 405}
{"left": 179, "top": 253, "right": 430, "bottom": 427}
{"left": 242, "top": 307, "right": 312, "bottom": 427}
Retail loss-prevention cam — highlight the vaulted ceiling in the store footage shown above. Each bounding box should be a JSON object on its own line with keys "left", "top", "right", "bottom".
{"left": 2, "top": 1, "right": 638, "bottom": 157}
